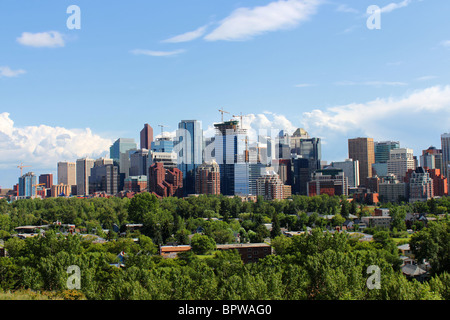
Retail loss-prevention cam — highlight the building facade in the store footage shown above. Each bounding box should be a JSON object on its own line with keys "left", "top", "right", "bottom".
{"left": 348, "top": 137, "right": 375, "bottom": 187}
{"left": 76, "top": 157, "right": 95, "bottom": 196}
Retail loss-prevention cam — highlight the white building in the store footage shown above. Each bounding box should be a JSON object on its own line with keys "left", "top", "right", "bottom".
{"left": 387, "top": 148, "right": 415, "bottom": 180}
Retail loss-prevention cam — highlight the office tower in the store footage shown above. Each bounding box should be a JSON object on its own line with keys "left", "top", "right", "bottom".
{"left": 39, "top": 174, "right": 53, "bottom": 189}
{"left": 195, "top": 160, "right": 220, "bottom": 195}
{"left": 307, "top": 168, "right": 348, "bottom": 197}
{"left": 214, "top": 120, "right": 248, "bottom": 196}
{"left": 348, "top": 137, "right": 375, "bottom": 187}
{"left": 234, "top": 162, "right": 267, "bottom": 196}
{"left": 76, "top": 157, "right": 95, "bottom": 196}
{"left": 151, "top": 137, "right": 174, "bottom": 153}
{"left": 441, "top": 133, "right": 450, "bottom": 177}
{"left": 148, "top": 162, "right": 183, "bottom": 198}
{"left": 292, "top": 157, "right": 310, "bottom": 195}
{"left": 421, "top": 146, "right": 443, "bottom": 172}
{"left": 406, "top": 167, "right": 447, "bottom": 197}
{"left": 290, "top": 128, "right": 310, "bottom": 151}
{"left": 330, "top": 159, "right": 360, "bottom": 189}
{"left": 366, "top": 176, "right": 380, "bottom": 193}
{"left": 18, "top": 172, "right": 37, "bottom": 197}
{"left": 379, "top": 175, "right": 408, "bottom": 203}
{"left": 89, "top": 159, "right": 119, "bottom": 195}
{"left": 57, "top": 161, "right": 76, "bottom": 186}
{"left": 291, "top": 135, "right": 321, "bottom": 171}
{"left": 140, "top": 124, "right": 154, "bottom": 150}
{"left": 374, "top": 141, "right": 400, "bottom": 163}
{"left": 148, "top": 151, "right": 177, "bottom": 169}
{"left": 273, "top": 159, "right": 293, "bottom": 186}
{"left": 130, "top": 149, "right": 149, "bottom": 176}
{"left": 387, "top": 148, "right": 415, "bottom": 180}
{"left": 175, "top": 120, "right": 203, "bottom": 196}
{"left": 256, "top": 171, "right": 284, "bottom": 200}
{"left": 407, "top": 167, "right": 434, "bottom": 203}
{"left": 124, "top": 175, "right": 147, "bottom": 193}
{"left": 110, "top": 138, "right": 137, "bottom": 190}
{"left": 276, "top": 130, "right": 291, "bottom": 160}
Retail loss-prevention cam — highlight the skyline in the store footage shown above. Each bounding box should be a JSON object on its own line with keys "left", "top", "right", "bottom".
{"left": 1, "top": 0, "right": 450, "bottom": 188}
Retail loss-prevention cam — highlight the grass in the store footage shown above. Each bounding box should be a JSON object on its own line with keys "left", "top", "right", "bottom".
{"left": 0, "top": 289, "right": 85, "bottom": 300}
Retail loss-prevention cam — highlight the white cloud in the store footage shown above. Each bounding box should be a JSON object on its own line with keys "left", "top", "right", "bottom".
{"left": 440, "top": 40, "right": 450, "bottom": 48}
{"left": 294, "top": 83, "right": 315, "bottom": 88}
{"left": 336, "top": 4, "right": 358, "bottom": 14}
{"left": 302, "top": 85, "right": 450, "bottom": 134}
{"left": 380, "top": 0, "right": 412, "bottom": 13}
{"left": 130, "top": 49, "right": 186, "bottom": 57}
{"left": 0, "top": 66, "right": 26, "bottom": 78}
{"left": 204, "top": 0, "right": 321, "bottom": 41}
{"left": 17, "top": 31, "right": 65, "bottom": 48}
{"left": 162, "top": 25, "right": 208, "bottom": 43}
{"left": 415, "top": 75, "right": 437, "bottom": 81}
{"left": 0, "top": 112, "right": 112, "bottom": 169}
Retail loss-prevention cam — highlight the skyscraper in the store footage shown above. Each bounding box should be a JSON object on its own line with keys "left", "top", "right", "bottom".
{"left": 89, "top": 160, "right": 119, "bottom": 195}
{"left": 148, "top": 162, "right": 183, "bottom": 198}
{"left": 256, "top": 171, "right": 284, "bottom": 200}
{"left": 374, "top": 141, "right": 400, "bottom": 163}
{"left": 76, "top": 157, "right": 95, "bottom": 196}
{"left": 330, "top": 159, "right": 360, "bottom": 190}
{"left": 440, "top": 133, "right": 450, "bottom": 177}
{"left": 387, "top": 148, "right": 415, "bottom": 180}
{"left": 57, "top": 161, "right": 76, "bottom": 186}
{"left": 110, "top": 138, "right": 137, "bottom": 190}
{"left": 18, "top": 172, "right": 37, "bottom": 198}
{"left": 195, "top": 160, "right": 220, "bottom": 195}
{"left": 175, "top": 120, "right": 203, "bottom": 196}
{"left": 348, "top": 137, "right": 375, "bottom": 187}
{"left": 39, "top": 173, "right": 53, "bottom": 189}
{"left": 140, "top": 124, "right": 154, "bottom": 150}
{"left": 213, "top": 120, "right": 248, "bottom": 196}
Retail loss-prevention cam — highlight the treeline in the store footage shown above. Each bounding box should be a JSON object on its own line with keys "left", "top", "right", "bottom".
{"left": 1, "top": 227, "right": 449, "bottom": 300}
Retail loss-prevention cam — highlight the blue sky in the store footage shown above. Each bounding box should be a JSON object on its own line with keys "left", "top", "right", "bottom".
{"left": 1, "top": 0, "right": 450, "bottom": 188}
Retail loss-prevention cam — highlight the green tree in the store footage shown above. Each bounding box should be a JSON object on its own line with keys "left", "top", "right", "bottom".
{"left": 190, "top": 234, "right": 216, "bottom": 255}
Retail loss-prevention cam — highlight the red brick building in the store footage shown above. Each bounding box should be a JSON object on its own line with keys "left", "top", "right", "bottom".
{"left": 148, "top": 162, "right": 183, "bottom": 198}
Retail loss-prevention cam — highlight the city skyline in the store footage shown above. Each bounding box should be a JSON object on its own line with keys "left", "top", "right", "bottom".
{"left": 1, "top": 0, "right": 450, "bottom": 188}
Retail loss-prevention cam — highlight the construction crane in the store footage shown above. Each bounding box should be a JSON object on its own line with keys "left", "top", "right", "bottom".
{"left": 240, "top": 137, "right": 255, "bottom": 163}
{"left": 233, "top": 112, "right": 250, "bottom": 129}
{"left": 158, "top": 124, "right": 168, "bottom": 138}
{"left": 17, "top": 163, "right": 31, "bottom": 176}
{"left": 218, "top": 108, "right": 230, "bottom": 122}
{"left": 32, "top": 183, "right": 46, "bottom": 198}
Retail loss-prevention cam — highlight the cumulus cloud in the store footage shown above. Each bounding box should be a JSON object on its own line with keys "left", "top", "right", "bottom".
{"left": 0, "top": 112, "right": 112, "bottom": 170}
{"left": 204, "top": 0, "right": 321, "bottom": 41}
{"left": 17, "top": 31, "right": 65, "bottom": 48}
{"left": 0, "top": 66, "right": 26, "bottom": 78}
{"left": 380, "top": 0, "right": 412, "bottom": 13}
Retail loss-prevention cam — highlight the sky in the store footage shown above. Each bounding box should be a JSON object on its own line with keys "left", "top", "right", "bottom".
{"left": 1, "top": 0, "right": 450, "bottom": 188}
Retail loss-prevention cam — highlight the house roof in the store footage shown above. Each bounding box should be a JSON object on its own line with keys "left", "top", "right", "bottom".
{"left": 402, "top": 264, "right": 427, "bottom": 276}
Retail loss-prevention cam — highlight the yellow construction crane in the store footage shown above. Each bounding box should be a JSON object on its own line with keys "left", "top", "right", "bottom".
{"left": 32, "top": 183, "right": 46, "bottom": 198}
{"left": 17, "top": 163, "right": 31, "bottom": 176}
{"left": 218, "top": 108, "right": 230, "bottom": 122}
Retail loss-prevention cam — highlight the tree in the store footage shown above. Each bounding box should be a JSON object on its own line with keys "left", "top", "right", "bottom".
{"left": 270, "top": 212, "right": 281, "bottom": 238}
{"left": 410, "top": 221, "right": 450, "bottom": 275}
{"left": 190, "top": 234, "right": 216, "bottom": 255}
{"left": 128, "top": 192, "right": 159, "bottom": 223}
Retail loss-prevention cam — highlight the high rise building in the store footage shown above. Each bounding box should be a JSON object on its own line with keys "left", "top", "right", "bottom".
{"left": 387, "top": 148, "right": 415, "bottom": 180}
{"left": 290, "top": 128, "right": 310, "bottom": 151}
{"left": 348, "top": 137, "right": 375, "bottom": 187}
{"left": 151, "top": 137, "right": 174, "bottom": 153}
{"left": 89, "top": 159, "right": 119, "bottom": 195}
{"left": 148, "top": 162, "right": 183, "bottom": 198}
{"left": 330, "top": 159, "right": 360, "bottom": 190}
{"left": 214, "top": 120, "right": 248, "bottom": 196}
{"left": 276, "top": 130, "right": 291, "bottom": 160}
{"left": 195, "top": 160, "right": 220, "bottom": 195}
{"left": 379, "top": 175, "right": 408, "bottom": 203}
{"left": 140, "top": 124, "right": 154, "bottom": 150}
{"left": 256, "top": 171, "right": 284, "bottom": 200}
{"left": 110, "top": 138, "right": 138, "bottom": 190}
{"left": 148, "top": 151, "right": 177, "bottom": 169}
{"left": 292, "top": 157, "right": 310, "bottom": 196}
{"left": 124, "top": 175, "right": 147, "bottom": 193}
{"left": 130, "top": 149, "right": 149, "bottom": 176}
{"left": 421, "top": 146, "right": 444, "bottom": 173}
{"left": 175, "top": 120, "right": 203, "bottom": 196}
{"left": 441, "top": 133, "right": 450, "bottom": 177}
{"left": 307, "top": 168, "right": 348, "bottom": 197}
{"left": 374, "top": 141, "right": 400, "bottom": 163}
{"left": 407, "top": 167, "right": 434, "bottom": 203}
{"left": 76, "top": 157, "right": 95, "bottom": 196}
{"left": 57, "top": 161, "right": 76, "bottom": 186}
{"left": 18, "top": 172, "right": 37, "bottom": 198}
{"left": 39, "top": 174, "right": 53, "bottom": 189}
